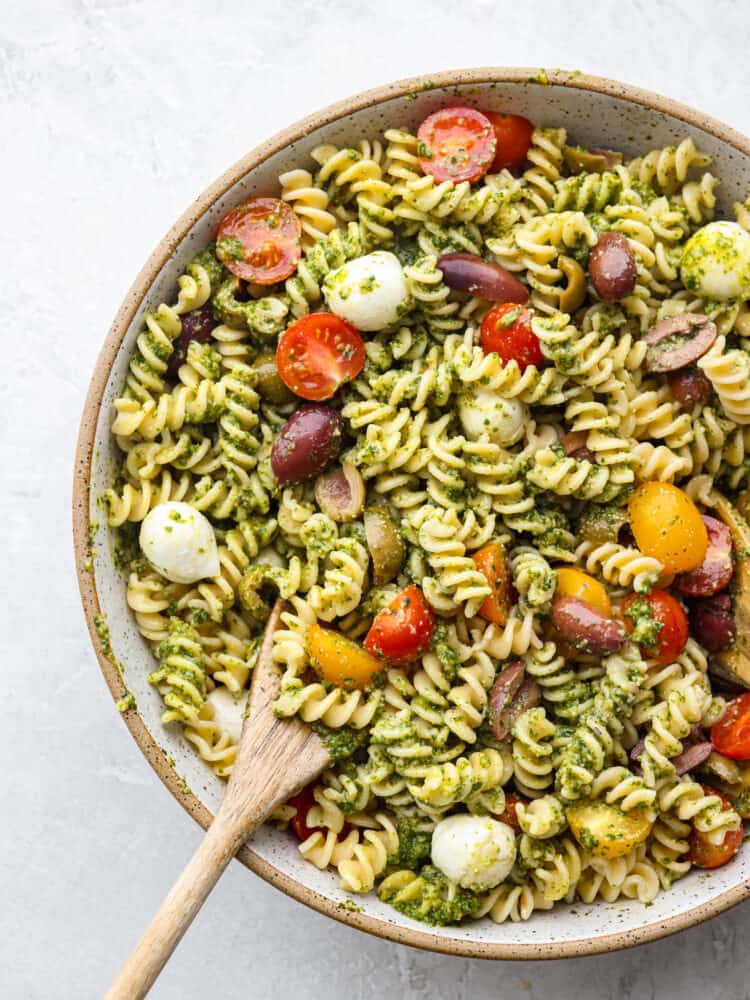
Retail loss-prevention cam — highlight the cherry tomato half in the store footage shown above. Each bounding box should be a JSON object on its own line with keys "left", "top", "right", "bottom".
{"left": 276, "top": 313, "right": 365, "bottom": 401}
{"left": 364, "top": 585, "right": 436, "bottom": 666}
{"left": 484, "top": 112, "right": 534, "bottom": 172}
{"left": 555, "top": 567, "right": 611, "bottom": 617}
{"left": 472, "top": 542, "right": 513, "bottom": 625}
{"left": 674, "top": 515, "right": 734, "bottom": 598}
{"left": 216, "top": 197, "right": 301, "bottom": 284}
{"left": 417, "top": 107, "right": 497, "bottom": 184}
{"left": 628, "top": 482, "right": 708, "bottom": 574}
{"left": 688, "top": 785, "right": 743, "bottom": 869}
{"left": 621, "top": 590, "right": 689, "bottom": 665}
{"left": 495, "top": 791, "right": 527, "bottom": 831}
{"left": 480, "top": 304, "right": 543, "bottom": 371}
{"left": 307, "top": 624, "right": 384, "bottom": 690}
{"left": 711, "top": 694, "right": 750, "bottom": 760}
{"left": 288, "top": 783, "right": 321, "bottom": 841}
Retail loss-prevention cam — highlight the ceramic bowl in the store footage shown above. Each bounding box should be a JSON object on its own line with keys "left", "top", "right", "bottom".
{"left": 73, "top": 68, "right": 750, "bottom": 959}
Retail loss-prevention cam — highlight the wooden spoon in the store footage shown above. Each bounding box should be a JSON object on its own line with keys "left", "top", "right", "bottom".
{"left": 106, "top": 601, "right": 330, "bottom": 999}
{"left": 710, "top": 493, "right": 750, "bottom": 688}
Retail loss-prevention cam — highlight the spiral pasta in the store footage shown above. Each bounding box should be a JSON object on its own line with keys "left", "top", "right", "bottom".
{"left": 109, "top": 110, "right": 750, "bottom": 929}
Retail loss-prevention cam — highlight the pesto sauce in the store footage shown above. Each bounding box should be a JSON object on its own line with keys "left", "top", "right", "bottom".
{"left": 312, "top": 722, "right": 369, "bottom": 762}
{"left": 386, "top": 866, "right": 480, "bottom": 927}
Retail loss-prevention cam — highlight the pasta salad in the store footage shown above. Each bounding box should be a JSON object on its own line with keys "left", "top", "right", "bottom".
{"left": 105, "top": 104, "right": 750, "bottom": 926}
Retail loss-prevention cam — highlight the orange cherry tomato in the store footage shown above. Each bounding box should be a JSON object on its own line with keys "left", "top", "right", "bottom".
{"left": 471, "top": 542, "right": 512, "bottom": 625}
{"left": 364, "top": 585, "right": 435, "bottom": 666}
{"left": 628, "top": 482, "right": 708, "bottom": 574}
{"left": 417, "top": 107, "right": 497, "bottom": 184}
{"left": 276, "top": 313, "right": 365, "bottom": 401}
{"left": 555, "top": 567, "right": 611, "bottom": 617}
{"left": 480, "top": 304, "right": 544, "bottom": 371}
{"left": 711, "top": 694, "right": 750, "bottom": 760}
{"left": 216, "top": 197, "right": 301, "bottom": 284}
{"left": 688, "top": 785, "right": 743, "bottom": 869}
{"left": 484, "top": 112, "right": 534, "bottom": 172}
{"left": 307, "top": 624, "right": 384, "bottom": 690}
{"left": 621, "top": 590, "right": 689, "bottom": 665}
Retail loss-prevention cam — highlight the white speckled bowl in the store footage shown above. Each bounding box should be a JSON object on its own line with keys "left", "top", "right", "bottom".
{"left": 73, "top": 69, "right": 750, "bottom": 959}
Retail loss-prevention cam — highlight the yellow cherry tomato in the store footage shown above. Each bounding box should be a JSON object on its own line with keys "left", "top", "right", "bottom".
{"left": 555, "top": 567, "right": 611, "bottom": 616}
{"left": 628, "top": 482, "right": 708, "bottom": 574}
{"left": 306, "top": 624, "right": 384, "bottom": 691}
{"left": 566, "top": 800, "right": 653, "bottom": 859}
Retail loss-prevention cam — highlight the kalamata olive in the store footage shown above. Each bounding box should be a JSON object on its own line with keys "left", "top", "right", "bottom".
{"left": 578, "top": 504, "right": 629, "bottom": 544}
{"left": 563, "top": 145, "right": 623, "bottom": 174}
{"left": 672, "top": 741, "right": 714, "bottom": 775}
{"left": 251, "top": 352, "right": 296, "bottom": 405}
{"left": 437, "top": 252, "right": 529, "bottom": 303}
{"left": 668, "top": 367, "right": 713, "bottom": 407}
{"left": 674, "top": 516, "right": 734, "bottom": 598}
{"left": 488, "top": 661, "right": 525, "bottom": 740}
{"left": 689, "top": 593, "right": 736, "bottom": 652}
{"left": 644, "top": 314, "right": 718, "bottom": 373}
{"left": 315, "top": 461, "right": 365, "bottom": 522}
{"left": 167, "top": 303, "right": 216, "bottom": 376}
{"left": 588, "top": 232, "right": 637, "bottom": 303}
{"left": 561, "top": 431, "right": 597, "bottom": 463}
{"left": 551, "top": 596, "right": 626, "bottom": 654}
{"left": 364, "top": 506, "right": 405, "bottom": 585}
{"left": 271, "top": 404, "right": 344, "bottom": 486}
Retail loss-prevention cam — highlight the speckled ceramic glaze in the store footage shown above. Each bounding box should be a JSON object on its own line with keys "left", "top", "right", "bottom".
{"left": 73, "top": 69, "right": 750, "bottom": 959}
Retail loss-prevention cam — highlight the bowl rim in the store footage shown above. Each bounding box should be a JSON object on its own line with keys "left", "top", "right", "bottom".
{"left": 73, "top": 66, "right": 750, "bottom": 960}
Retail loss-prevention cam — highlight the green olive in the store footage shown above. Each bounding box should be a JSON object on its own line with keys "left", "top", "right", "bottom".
{"left": 562, "top": 145, "right": 623, "bottom": 175}
{"left": 251, "top": 353, "right": 295, "bottom": 404}
{"left": 577, "top": 504, "right": 628, "bottom": 544}
{"left": 364, "top": 506, "right": 405, "bottom": 585}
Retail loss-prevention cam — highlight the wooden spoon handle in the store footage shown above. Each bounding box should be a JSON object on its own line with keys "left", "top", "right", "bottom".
{"left": 105, "top": 813, "right": 257, "bottom": 1000}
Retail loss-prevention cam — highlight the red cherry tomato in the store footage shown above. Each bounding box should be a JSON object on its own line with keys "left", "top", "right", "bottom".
{"left": 216, "top": 197, "right": 301, "bottom": 284}
{"left": 496, "top": 791, "right": 527, "bottom": 831}
{"left": 484, "top": 112, "right": 534, "bottom": 172}
{"left": 674, "top": 515, "right": 734, "bottom": 598}
{"left": 276, "top": 313, "right": 365, "bottom": 401}
{"left": 688, "top": 785, "right": 743, "bottom": 869}
{"left": 417, "top": 107, "right": 497, "bottom": 184}
{"left": 621, "top": 590, "right": 689, "bottom": 665}
{"left": 480, "top": 304, "right": 543, "bottom": 370}
{"left": 711, "top": 693, "right": 750, "bottom": 760}
{"left": 364, "top": 585, "right": 435, "bottom": 666}
{"left": 288, "top": 783, "right": 321, "bottom": 841}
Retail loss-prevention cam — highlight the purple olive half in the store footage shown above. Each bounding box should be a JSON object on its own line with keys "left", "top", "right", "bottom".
{"left": 271, "top": 404, "right": 344, "bottom": 486}
{"left": 437, "top": 253, "right": 529, "bottom": 303}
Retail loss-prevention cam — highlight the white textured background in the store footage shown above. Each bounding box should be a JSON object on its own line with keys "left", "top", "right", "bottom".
{"left": 5, "top": 1, "right": 750, "bottom": 997}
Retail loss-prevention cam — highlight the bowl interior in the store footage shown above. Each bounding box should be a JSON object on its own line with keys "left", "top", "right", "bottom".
{"left": 79, "top": 70, "right": 750, "bottom": 957}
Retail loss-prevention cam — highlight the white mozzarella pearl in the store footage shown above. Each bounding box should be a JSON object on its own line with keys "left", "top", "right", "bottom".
{"left": 680, "top": 220, "right": 750, "bottom": 301}
{"left": 458, "top": 388, "right": 527, "bottom": 446}
{"left": 139, "top": 501, "right": 220, "bottom": 584}
{"left": 431, "top": 814, "right": 517, "bottom": 891}
{"left": 206, "top": 688, "right": 248, "bottom": 743}
{"left": 323, "top": 251, "right": 409, "bottom": 331}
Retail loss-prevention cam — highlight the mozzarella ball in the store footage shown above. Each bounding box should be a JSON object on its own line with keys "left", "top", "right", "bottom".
{"left": 458, "top": 388, "right": 527, "bottom": 446}
{"left": 680, "top": 221, "right": 750, "bottom": 301}
{"left": 431, "top": 815, "right": 517, "bottom": 891}
{"left": 323, "top": 251, "right": 409, "bottom": 331}
{"left": 139, "top": 501, "right": 220, "bottom": 584}
{"left": 206, "top": 688, "right": 248, "bottom": 743}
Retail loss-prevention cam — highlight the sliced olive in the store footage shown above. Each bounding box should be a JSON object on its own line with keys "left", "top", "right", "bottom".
{"left": 251, "top": 352, "right": 296, "bottom": 405}
{"left": 563, "top": 145, "right": 623, "bottom": 175}
{"left": 578, "top": 504, "right": 628, "bottom": 544}
{"left": 315, "top": 461, "right": 365, "bottom": 523}
{"left": 364, "top": 506, "right": 405, "bottom": 585}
